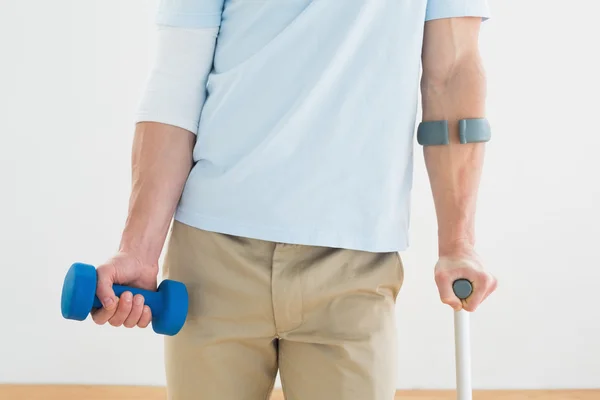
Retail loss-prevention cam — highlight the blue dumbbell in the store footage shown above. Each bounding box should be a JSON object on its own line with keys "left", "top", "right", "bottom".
{"left": 61, "top": 262, "right": 188, "bottom": 336}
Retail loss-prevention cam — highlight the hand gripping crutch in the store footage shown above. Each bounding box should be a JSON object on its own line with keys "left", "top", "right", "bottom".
{"left": 452, "top": 279, "right": 474, "bottom": 400}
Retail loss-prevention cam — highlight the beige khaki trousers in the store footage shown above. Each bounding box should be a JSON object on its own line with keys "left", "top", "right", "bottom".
{"left": 163, "top": 221, "right": 404, "bottom": 400}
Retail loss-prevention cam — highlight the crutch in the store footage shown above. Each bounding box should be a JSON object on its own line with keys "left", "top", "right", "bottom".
{"left": 452, "top": 279, "right": 474, "bottom": 400}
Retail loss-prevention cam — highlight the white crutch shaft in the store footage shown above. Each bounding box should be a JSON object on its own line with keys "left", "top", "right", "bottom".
{"left": 452, "top": 279, "right": 474, "bottom": 400}
{"left": 454, "top": 310, "right": 472, "bottom": 400}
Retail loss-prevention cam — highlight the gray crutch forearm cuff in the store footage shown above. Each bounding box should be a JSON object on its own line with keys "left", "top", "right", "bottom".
{"left": 417, "top": 118, "right": 491, "bottom": 146}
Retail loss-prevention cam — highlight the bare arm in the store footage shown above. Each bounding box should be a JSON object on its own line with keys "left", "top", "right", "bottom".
{"left": 421, "top": 17, "right": 486, "bottom": 257}
{"left": 421, "top": 17, "right": 496, "bottom": 311}
{"left": 119, "top": 122, "right": 195, "bottom": 267}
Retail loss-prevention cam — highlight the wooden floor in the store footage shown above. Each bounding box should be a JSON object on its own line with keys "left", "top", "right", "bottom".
{"left": 0, "top": 386, "right": 598, "bottom": 400}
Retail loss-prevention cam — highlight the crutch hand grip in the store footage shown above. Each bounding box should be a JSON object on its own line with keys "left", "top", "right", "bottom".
{"left": 453, "top": 279, "right": 473, "bottom": 300}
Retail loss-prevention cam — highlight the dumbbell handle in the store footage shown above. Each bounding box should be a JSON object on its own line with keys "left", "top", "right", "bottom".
{"left": 92, "top": 285, "right": 163, "bottom": 316}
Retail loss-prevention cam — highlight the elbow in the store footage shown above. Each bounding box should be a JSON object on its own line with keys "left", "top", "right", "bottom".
{"left": 421, "top": 53, "right": 487, "bottom": 121}
{"left": 422, "top": 51, "right": 486, "bottom": 94}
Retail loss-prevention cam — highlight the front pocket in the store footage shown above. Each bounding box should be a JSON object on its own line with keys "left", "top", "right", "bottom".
{"left": 389, "top": 252, "right": 405, "bottom": 301}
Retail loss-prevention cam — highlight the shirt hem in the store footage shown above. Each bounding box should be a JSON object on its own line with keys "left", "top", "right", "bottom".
{"left": 134, "top": 113, "right": 199, "bottom": 135}
{"left": 174, "top": 208, "right": 409, "bottom": 253}
{"left": 425, "top": 1, "right": 491, "bottom": 22}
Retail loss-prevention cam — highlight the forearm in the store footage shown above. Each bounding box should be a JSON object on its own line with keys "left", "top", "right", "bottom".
{"left": 421, "top": 51, "right": 487, "bottom": 256}
{"left": 119, "top": 122, "right": 195, "bottom": 265}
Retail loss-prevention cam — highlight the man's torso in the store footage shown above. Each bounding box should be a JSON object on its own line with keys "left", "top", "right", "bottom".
{"left": 176, "top": 0, "right": 430, "bottom": 252}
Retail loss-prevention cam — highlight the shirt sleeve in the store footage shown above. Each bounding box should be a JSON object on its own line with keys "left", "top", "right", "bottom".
{"left": 135, "top": 26, "right": 219, "bottom": 134}
{"left": 425, "top": 0, "right": 491, "bottom": 22}
{"left": 155, "top": 0, "right": 225, "bottom": 28}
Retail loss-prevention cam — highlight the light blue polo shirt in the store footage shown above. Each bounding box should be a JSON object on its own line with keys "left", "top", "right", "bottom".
{"left": 157, "top": 0, "right": 490, "bottom": 252}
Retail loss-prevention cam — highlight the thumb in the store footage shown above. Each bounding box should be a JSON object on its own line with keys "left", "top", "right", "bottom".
{"left": 95, "top": 264, "right": 118, "bottom": 310}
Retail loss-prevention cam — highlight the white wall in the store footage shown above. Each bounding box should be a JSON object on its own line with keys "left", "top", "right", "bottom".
{"left": 1, "top": 0, "right": 598, "bottom": 390}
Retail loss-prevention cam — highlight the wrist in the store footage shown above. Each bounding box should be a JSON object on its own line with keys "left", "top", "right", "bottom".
{"left": 437, "top": 216, "right": 475, "bottom": 256}
{"left": 110, "top": 251, "right": 159, "bottom": 278}
{"left": 118, "top": 208, "right": 172, "bottom": 265}
{"left": 117, "top": 246, "right": 160, "bottom": 269}
{"left": 438, "top": 237, "right": 475, "bottom": 258}
{"left": 119, "top": 227, "right": 164, "bottom": 268}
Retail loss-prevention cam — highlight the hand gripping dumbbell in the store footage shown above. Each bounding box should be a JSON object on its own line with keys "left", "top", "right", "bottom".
{"left": 61, "top": 262, "right": 188, "bottom": 336}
